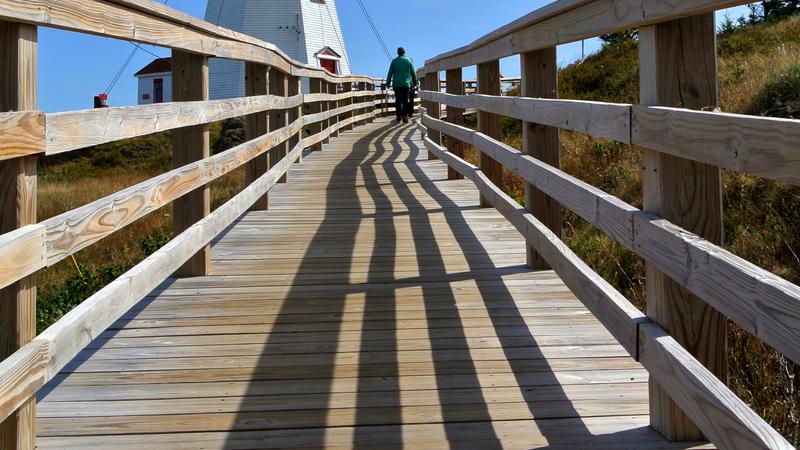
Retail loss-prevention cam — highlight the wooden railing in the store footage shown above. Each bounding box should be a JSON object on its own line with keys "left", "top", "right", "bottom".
{"left": 0, "top": 1, "right": 389, "bottom": 447}
{"left": 417, "top": 1, "right": 799, "bottom": 449}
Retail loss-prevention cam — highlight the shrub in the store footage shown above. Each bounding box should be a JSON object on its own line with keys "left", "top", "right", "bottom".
{"left": 749, "top": 63, "right": 800, "bottom": 117}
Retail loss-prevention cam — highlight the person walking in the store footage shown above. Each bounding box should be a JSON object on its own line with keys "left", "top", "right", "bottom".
{"left": 386, "top": 47, "right": 417, "bottom": 124}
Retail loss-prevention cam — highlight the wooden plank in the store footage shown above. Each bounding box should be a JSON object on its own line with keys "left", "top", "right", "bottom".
{"left": 0, "top": 20, "right": 37, "bottom": 450}
{"left": 477, "top": 60, "right": 503, "bottom": 208}
{"left": 421, "top": 0, "right": 753, "bottom": 72}
{"left": 422, "top": 73, "right": 441, "bottom": 159}
{"left": 245, "top": 63, "right": 270, "bottom": 211}
{"left": 445, "top": 69, "right": 464, "bottom": 180}
{"left": 309, "top": 78, "right": 324, "bottom": 151}
{"left": 639, "top": 16, "right": 725, "bottom": 441}
{"left": 632, "top": 105, "right": 800, "bottom": 185}
{"left": 288, "top": 75, "right": 301, "bottom": 163}
{"left": 269, "top": 69, "right": 288, "bottom": 184}
{"left": 521, "top": 47, "right": 561, "bottom": 270}
{"left": 422, "top": 110, "right": 800, "bottom": 367}
{"left": 0, "top": 111, "right": 42, "bottom": 160}
{"left": 0, "top": 225, "right": 44, "bottom": 291}
{"left": 638, "top": 323, "right": 792, "bottom": 449}
{"left": 171, "top": 50, "right": 210, "bottom": 278}
{"left": 44, "top": 95, "right": 302, "bottom": 155}
{"left": 422, "top": 136, "right": 646, "bottom": 355}
{"left": 0, "top": 341, "right": 46, "bottom": 424}
{"left": 420, "top": 91, "right": 631, "bottom": 143}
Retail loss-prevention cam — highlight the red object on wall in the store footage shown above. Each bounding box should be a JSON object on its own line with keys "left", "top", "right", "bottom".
{"left": 320, "top": 58, "right": 338, "bottom": 74}
{"left": 142, "top": 93, "right": 151, "bottom": 100}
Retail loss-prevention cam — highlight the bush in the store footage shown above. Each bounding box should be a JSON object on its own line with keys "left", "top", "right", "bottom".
{"left": 749, "top": 63, "right": 800, "bottom": 117}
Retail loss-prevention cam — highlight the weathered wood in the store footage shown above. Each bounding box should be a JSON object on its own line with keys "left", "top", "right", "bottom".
{"left": 309, "top": 78, "right": 324, "bottom": 151}
{"left": 0, "top": 225, "right": 44, "bottom": 291}
{"left": 477, "top": 61, "right": 503, "bottom": 208}
{"left": 422, "top": 73, "right": 441, "bottom": 160}
{"left": 244, "top": 63, "right": 270, "bottom": 211}
{"left": 0, "top": 111, "right": 42, "bottom": 160}
{"left": 269, "top": 69, "right": 288, "bottom": 184}
{"left": 288, "top": 75, "right": 301, "bottom": 163}
{"left": 632, "top": 105, "right": 800, "bottom": 185}
{"left": 521, "top": 47, "right": 561, "bottom": 270}
{"left": 639, "top": 16, "right": 725, "bottom": 442}
{"left": 327, "top": 81, "right": 338, "bottom": 139}
{"left": 445, "top": 69, "right": 465, "bottom": 180}
{"left": 340, "top": 82, "right": 353, "bottom": 132}
{"left": 638, "top": 324, "right": 792, "bottom": 449}
{"left": 420, "top": 91, "right": 631, "bottom": 143}
{"left": 422, "top": 111, "right": 800, "bottom": 368}
{"left": 421, "top": 0, "right": 752, "bottom": 72}
{"left": 422, "top": 135, "right": 646, "bottom": 355}
{"left": 0, "top": 0, "right": 382, "bottom": 85}
{"left": 0, "top": 20, "right": 36, "bottom": 450}
{"left": 171, "top": 50, "right": 210, "bottom": 278}
{"left": 0, "top": 341, "right": 46, "bottom": 425}
{"left": 26, "top": 110, "right": 370, "bottom": 389}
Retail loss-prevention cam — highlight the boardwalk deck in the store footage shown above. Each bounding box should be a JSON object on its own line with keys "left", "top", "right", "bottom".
{"left": 35, "top": 118, "right": 711, "bottom": 449}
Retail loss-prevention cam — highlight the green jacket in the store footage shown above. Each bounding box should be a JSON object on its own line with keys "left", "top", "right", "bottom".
{"left": 386, "top": 55, "right": 418, "bottom": 88}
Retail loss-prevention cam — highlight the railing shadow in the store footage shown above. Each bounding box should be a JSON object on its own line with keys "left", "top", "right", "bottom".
{"left": 223, "top": 122, "right": 395, "bottom": 448}
{"left": 394, "top": 124, "right": 598, "bottom": 446}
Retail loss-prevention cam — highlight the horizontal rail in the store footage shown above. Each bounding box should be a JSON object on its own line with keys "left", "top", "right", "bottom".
{"left": 0, "top": 99, "right": 375, "bottom": 290}
{"left": 45, "top": 90, "right": 380, "bottom": 156}
{"left": 421, "top": 0, "right": 753, "bottom": 73}
{"left": 631, "top": 106, "right": 800, "bottom": 185}
{"left": 0, "top": 111, "right": 44, "bottom": 159}
{"left": 0, "top": 0, "right": 380, "bottom": 84}
{"left": 422, "top": 90, "right": 800, "bottom": 186}
{"left": 419, "top": 118, "right": 792, "bottom": 450}
{"left": 0, "top": 108, "right": 377, "bottom": 423}
{"left": 421, "top": 90, "right": 630, "bottom": 143}
{"left": 422, "top": 110, "right": 800, "bottom": 366}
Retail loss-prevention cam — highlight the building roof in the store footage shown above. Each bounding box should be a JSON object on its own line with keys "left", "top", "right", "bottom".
{"left": 134, "top": 58, "right": 172, "bottom": 77}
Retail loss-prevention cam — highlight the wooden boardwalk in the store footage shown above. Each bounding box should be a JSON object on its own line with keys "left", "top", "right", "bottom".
{"left": 35, "top": 119, "right": 709, "bottom": 449}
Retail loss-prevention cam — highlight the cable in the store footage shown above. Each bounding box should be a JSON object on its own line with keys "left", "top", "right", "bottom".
{"left": 324, "top": 2, "right": 352, "bottom": 72}
{"left": 355, "top": 0, "right": 392, "bottom": 61}
{"left": 102, "top": 0, "right": 170, "bottom": 96}
{"left": 130, "top": 42, "right": 164, "bottom": 60}
{"left": 215, "top": 0, "right": 226, "bottom": 25}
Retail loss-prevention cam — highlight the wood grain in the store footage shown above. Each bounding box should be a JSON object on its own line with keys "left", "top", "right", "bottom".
{"left": 244, "top": 63, "right": 270, "bottom": 211}
{"left": 0, "top": 225, "right": 44, "bottom": 291}
{"left": 477, "top": 61, "right": 503, "bottom": 208}
{"left": 422, "top": 110, "right": 800, "bottom": 368}
{"left": 445, "top": 69, "right": 465, "bottom": 180}
{"left": 0, "top": 111, "right": 42, "bottom": 160}
{"left": 521, "top": 47, "right": 561, "bottom": 270}
{"left": 421, "top": 0, "right": 753, "bottom": 72}
{"left": 0, "top": 20, "right": 37, "bottom": 450}
{"left": 420, "top": 91, "right": 631, "bottom": 143}
{"left": 632, "top": 105, "right": 800, "bottom": 185}
{"left": 0, "top": 340, "right": 46, "bottom": 425}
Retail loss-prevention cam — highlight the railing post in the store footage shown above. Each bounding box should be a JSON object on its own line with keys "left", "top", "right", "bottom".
{"left": 310, "top": 77, "right": 324, "bottom": 150}
{"left": 245, "top": 62, "right": 270, "bottom": 211}
{"left": 367, "top": 82, "right": 375, "bottom": 123}
{"left": 171, "top": 50, "right": 210, "bottom": 277}
{"left": 0, "top": 20, "right": 37, "bottom": 450}
{"left": 328, "top": 81, "right": 338, "bottom": 139}
{"left": 288, "top": 75, "right": 301, "bottom": 163}
{"left": 639, "top": 15, "right": 726, "bottom": 442}
{"left": 422, "top": 72, "right": 440, "bottom": 160}
{"left": 269, "top": 69, "right": 288, "bottom": 183}
{"left": 521, "top": 48, "right": 561, "bottom": 270}
{"left": 445, "top": 68, "right": 465, "bottom": 180}
{"left": 477, "top": 60, "right": 503, "bottom": 207}
{"left": 341, "top": 81, "right": 353, "bottom": 131}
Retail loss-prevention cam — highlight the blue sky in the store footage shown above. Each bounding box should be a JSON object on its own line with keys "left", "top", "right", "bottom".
{"left": 38, "top": 1, "right": 752, "bottom": 112}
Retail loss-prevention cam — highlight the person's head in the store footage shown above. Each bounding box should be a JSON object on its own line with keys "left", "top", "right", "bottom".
{"left": 397, "top": 47, "right": 406, "bottom": 56}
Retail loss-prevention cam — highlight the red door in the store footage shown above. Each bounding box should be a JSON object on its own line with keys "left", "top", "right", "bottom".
{"left": 320, "top": 59, "right": 338, "bottom": 74}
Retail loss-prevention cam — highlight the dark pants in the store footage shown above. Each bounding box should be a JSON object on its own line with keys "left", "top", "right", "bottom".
{"left": 393, "top": 87, "right": 410, "bottom": 119}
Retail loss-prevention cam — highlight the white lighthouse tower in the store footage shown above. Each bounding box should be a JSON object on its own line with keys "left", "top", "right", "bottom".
{"left": 205, "top": 0, "right": 352, "bottom": 99}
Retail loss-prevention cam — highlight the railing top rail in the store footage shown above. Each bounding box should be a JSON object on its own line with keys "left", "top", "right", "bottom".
{"left": 420, "top": 0, "right": 753, "bottom": 74}
{"left": 0, "top": 0, "right": 381, "bottom": 84}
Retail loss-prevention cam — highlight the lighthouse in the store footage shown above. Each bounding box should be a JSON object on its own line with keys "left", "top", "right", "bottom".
{"left": 204, "top": 0, "right": 352, "bottom": 98}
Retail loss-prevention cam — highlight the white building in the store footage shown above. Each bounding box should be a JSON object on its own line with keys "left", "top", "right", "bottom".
{"left": 204, "top": 0, "right": 352, "bottom": 98}
{"left": 133, "top": 58, "right": 173, "bottom": 105}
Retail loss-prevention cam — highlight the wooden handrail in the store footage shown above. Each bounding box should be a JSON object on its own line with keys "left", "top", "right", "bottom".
{"left": 420, "top": 0, "right": 754, "bottom": 73}
{"left": 419, "top": 114, "right": 793, "bottom": 450}
{"left": 421, "top": 110, "right": 800, "bottom": 367}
